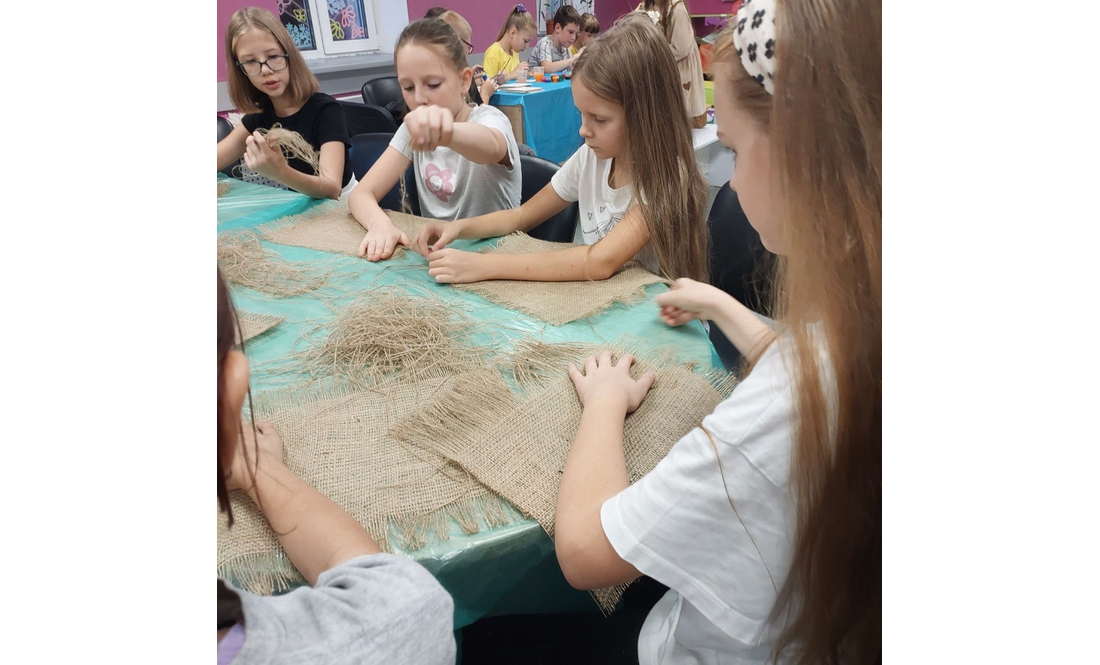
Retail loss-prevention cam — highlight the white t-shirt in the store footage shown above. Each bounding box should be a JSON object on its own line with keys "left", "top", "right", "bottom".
{"left": 550, "top": 145, "right": 659, "bottom": 273}
{"left": 601, "top": 337, "right": 811, "bottom": 665}
{"left": 389, "top": 104, "right": 521, "bottom": 220}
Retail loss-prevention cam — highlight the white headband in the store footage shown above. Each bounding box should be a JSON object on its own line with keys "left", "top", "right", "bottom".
{"left": 732, "top": 0, "right": 777, "bottom": 95}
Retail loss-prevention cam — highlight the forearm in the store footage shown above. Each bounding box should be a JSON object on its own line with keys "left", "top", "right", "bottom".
{"left": 709, "top": 292, "right": 774, "bottom": 362}
{"left": 270, "top": 163, "right": 341, "bottom": 200}
{"left": 448, "top": 123, "right": 508, "bottom": 165}
{"left": 246, "top": 460, "right": 380, "bottom": 585}
{"left": 542, "top": 58, "right": 572, "bottom": 73}
{"left": 349, "top": 186, "right": 399, "bottom": 233}
{"left": 481, "top": 245, "right": 617, "bottom": 282}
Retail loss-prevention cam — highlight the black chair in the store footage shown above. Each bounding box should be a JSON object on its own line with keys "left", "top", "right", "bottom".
{"left": 361, "top": 77, "right": 407, "bottom": 124}
{"left": 339, "top": 99, "right": 398, "bottom": 135}
{"left": 348, "top": 133, "right": 421, "bottom": 216}
{"left": 706, "top": 183, "right": 774, "bottom": 369}
{"left": 517, "top": 143, "right": 537, "bottom": 157}
{"left": 519, "top": 154, "right": 578, "bottom": 243}
{"left": 217, "top": 115, "right": 242, "bottom": 179}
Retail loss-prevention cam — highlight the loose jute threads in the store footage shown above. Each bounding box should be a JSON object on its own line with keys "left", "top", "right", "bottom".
{"left": 259, "top": 200, "right": 430, "bottom": 259}
{"left": 217, "top": 229, "right": 332, "bottom": 298}
{"left": 217, "top": 181, "right": 231, "bottom": 197}
{"left": 455, "top": 233, "right": 667, "bottom": 325}
{"left": 259, "top": 124, "right": 321, "bottom": 176}
{"left": 217, "top": 372, "right": 519, "bottom": 595}
{"left": 390, "top": 355, "right": 737, "bottom": 613}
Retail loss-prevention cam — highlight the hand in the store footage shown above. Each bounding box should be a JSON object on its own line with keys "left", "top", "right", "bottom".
{"left": 403, "top": 104, "right": 455, "bottom": 151}
{"left": 243, "top": 131, "right": 288, "bottom": 179}
{"left": 568, "top": 351, "right": 656, "bottom": 413}
{"left": 472, "top": 64, "right": 485, "bottom": 78}
{"left": 226, "top": 419, "right": 285, "bottom": 493}
{"left": 480, "top": 77, "right": 498, "bottom": 102}
{"left": 412, "top": 221, "right": 462, "bottom": 256}
{"left": 357, "top": 216, "right": 411, "bottom": 261}
{"left": 426, "top": 247, "right": 492, "bottom": 284}
{"left": 654, "top": 277, "right": 725, "bottom": 327}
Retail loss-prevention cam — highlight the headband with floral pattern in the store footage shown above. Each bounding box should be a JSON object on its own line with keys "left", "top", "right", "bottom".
{"left": 732, "top": 0, "right": 777, "bottom": 95}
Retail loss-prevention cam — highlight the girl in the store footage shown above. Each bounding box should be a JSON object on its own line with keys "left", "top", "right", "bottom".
{"left": 412, "top": 14, "right": 708, "bottom": 287}
{"left": 554, "top": 0, "right": 882, "bottom": 663}
{"left": 639, "top": 0, "right": 707, "bottom": 128}
{"left": 349, "top": 17, "right": 522, "bottom": 262}
{"left": 482, "top": 5, "right": 537, "bottom": 83}
{"left": 217, "top": 7, "right": 352, "bottom": 200}
{"left": 439, "top": 10, "right": 498, "bottom": 103}
{"left": 216, "top": 271, "right": 456, "bottom": 663}
{"left": 571, "top": 12, "right": 600, "bottom": 56}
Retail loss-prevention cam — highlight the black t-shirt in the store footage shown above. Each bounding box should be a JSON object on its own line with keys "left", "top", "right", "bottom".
{"left": 241, "top": 92, "right": 352, "bottom": 188}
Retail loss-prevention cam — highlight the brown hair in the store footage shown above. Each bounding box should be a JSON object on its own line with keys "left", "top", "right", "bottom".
{"left": 553, "top": 4, "right": 582, "bottom": 30}
{"left": 640, "top": 0, "right": 690, "bottom": 42}
{"left": 439, "top": 10, "right": 472, "bottom": 45}
{"left": 572, "top": 13, "right": 708, "bottom": 283}
{"left": 424, "top": 6, "right": 447, "bottom": 19}
{"left": 580, "top": 13, "right": 600, "bottom": 35}
{"left": 397, "top": 18, "right": 470, "bottom": 78}
{"left": 224, "top": 7, "right": 318, "bottom": 115}
{"left": 496, "top": 4, "right": 538, "bottom": 42}
{"left": 217, "top": 269, "right": 241, "bottom": 525}
{"left": 714, "top": 0, "right": 882, "bottom": 662}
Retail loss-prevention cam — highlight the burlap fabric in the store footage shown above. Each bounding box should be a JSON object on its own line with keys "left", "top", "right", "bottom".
{"left": 391, "top": 355, "right": 736, "bottom": 612}
{"left": 237, "top": 312, "right": 283, "bottom": 343}
{"left": 217, "top": 374, "right": 517, "bottom": 595}
{"left": 217, "top": 181, "right": 231, "bottom": 197}
{"left": 455, "top": 233, "right": 666, "bottom": 325}
{"left": 258, "top": 200, "right": 429, "bottom": 259}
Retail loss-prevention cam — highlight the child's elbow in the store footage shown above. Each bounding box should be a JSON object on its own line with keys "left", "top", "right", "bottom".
{"left": 587, "top": 255, "right": 622, "bottom": 281}
{"left": 554, "top": 534, "right": 599, "bottom": 590}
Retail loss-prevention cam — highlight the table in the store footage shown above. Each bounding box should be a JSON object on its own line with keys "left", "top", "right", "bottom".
{"left": 217, "top": 176, "right": 723, "bottom": 627}
{"left": 490, "top": 79, "right": 584, "bottom": 164}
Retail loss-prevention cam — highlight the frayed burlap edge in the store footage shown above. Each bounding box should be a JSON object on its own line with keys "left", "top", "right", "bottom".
{"left": 257, "top": 199, "right": 430, "bottom": 260}
{"left": 237, "top": 312, "right": 283, "bottom": 343}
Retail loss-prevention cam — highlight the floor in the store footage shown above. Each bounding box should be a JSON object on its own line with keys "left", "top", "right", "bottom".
{"left": 459, "top": 576, "right": 669, "bottom": 665}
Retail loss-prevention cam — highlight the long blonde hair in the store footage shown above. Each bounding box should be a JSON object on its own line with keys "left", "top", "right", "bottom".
{"left": 224, "top": 7, "right": 318, "bottom": 114}
{"left": 572, "top": 13, "right": 708, "bottom": 283}
{"left": 495, "top": 4, "right": 537, "bottom": 42}
{"left": 715, "top": 0, "right": 881, "bottom": 661}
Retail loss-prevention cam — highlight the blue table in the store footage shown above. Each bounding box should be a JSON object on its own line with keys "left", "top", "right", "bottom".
{"left": 491, "top": 79, "right": 584, "bottom": 164}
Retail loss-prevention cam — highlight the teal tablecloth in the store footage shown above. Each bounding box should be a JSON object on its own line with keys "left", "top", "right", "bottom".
{"left": 217, "top": 176, "right": 722, "bottom": 627}
{"left": 491, "top": 79, "right": 583, "bottom": 164}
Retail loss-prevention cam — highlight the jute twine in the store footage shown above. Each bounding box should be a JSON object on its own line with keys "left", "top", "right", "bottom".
{"left": 217, "top": 181, "right": 231, "bottom": 197}
{"left": 217, "top": 229, "right": 332, "bottom": 298}
{"left": 217, "top": 372, "right": 519, "bottom": 595}
{"left": 237, "top": 312, "right": 283, "bottom": 343}
{"left": 390, "top": 348, "right": 737, "bottom": 613}
{"left": 455, "top": 233, "right": 667, "bottom": 325}
{"left": 258, "top": 200, "right": 429, "bottom": 259}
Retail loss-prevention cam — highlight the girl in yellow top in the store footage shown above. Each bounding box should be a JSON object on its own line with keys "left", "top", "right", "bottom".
{"left": 483, "top": 4, "right": 537, "bottom": 82}
{"left": 571, "top": 13, "right": 600, "bottom": 56}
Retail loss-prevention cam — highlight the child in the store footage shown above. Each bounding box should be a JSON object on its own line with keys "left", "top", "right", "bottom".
{"left": 217, "top": 7, "right": 352, "bottom": 199}
{"left": 640, "top": 0, "right": 707, "bottom": 128}
{"left": 216, "top": 271, "right": 456, "bottom": 663}
{"left": 412, "top": 14, "right": 708, "bottom": 287}
{"left": 571, "top": 12, "right": 600, "bottom": 55}
{"left": 483, "top": 5, "right": 537, "bottom": 83}
{"left": 349, "top": 18, "right": 521, "bottom": 262}
{"left": 439, "top": 10, "right": 498, "bottom": 103}
{"left": 554, "top": 0, "right": 883, "bottom": 663}
{"left": 528, "top": 5, "right": 581, "bottom": 73}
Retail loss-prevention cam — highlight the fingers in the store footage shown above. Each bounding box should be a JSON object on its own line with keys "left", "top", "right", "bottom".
{"left": 637, "top": 370, "right": 657, "bottom": 395}
{"left": 598, "top": 350, "right": 613, "bottom": 368}
{"left": 567, "top": 361, "right": 583, "bottom": 386}
{"left": 585, "top": 354, "right": 598, "bottom": 375}
{"left": 399, "top": 232, "right": 411, "bottom": 247}
{"left": 412, "top": 228, "right": 433, "bottom": 256}
{"left": 358, "top": 234, "right": 369, "bottom": 258}
{"left": 615, "top": 353, "right": 636, "bottom": 369}
{"left": 382, "top": 235, "right": 396, "bottom": 259}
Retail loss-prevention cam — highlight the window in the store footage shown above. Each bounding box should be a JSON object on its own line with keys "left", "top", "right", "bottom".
{"left": 278, "top": 0, "right": 380, "bottom": 57}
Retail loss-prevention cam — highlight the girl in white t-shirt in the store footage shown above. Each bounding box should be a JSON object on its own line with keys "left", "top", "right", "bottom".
{"left": 554, "top": 1, "right": 882, "bottom": 664}
{"left": 349, "top": 17, "right": 521, "bottom": 262}
{"left": 411, "top": 14, "right": 708, "bottom": 285}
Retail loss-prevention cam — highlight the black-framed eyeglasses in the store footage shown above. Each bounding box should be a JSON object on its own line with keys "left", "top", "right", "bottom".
{"left": 237, "top": 54, "right": 289, "bottom": 76}
{"left": 461, "top": 39, "right": 474, "bottom": 54}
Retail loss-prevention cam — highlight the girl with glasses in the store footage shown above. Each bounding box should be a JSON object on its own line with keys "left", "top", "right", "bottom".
{"left": 217, "top": 7, "right": 353, "bottom": 199}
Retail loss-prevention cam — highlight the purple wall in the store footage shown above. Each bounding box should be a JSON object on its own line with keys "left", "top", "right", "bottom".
{"left": 218, "top": 0, "right": 280, "bottom": 82}
{"left": 406, "top": 0, "right": 538, "bottom": 53}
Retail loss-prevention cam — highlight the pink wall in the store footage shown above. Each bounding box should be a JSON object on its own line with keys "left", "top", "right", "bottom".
{"left": 406, "top": 0, "right": 537, "bottom": 53}
{"left": 218, "top": 0, "right": 280, "bottom": 82}
{"left": 597, "top": 0, "right": 736, "bottom": 32}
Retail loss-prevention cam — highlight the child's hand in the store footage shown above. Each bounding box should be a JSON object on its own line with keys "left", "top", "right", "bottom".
{"left": 472, "top": 64, "right": 485, "bottom": 78}
{"left": 243, "top": 131, "right": 288, "bottom": 178}
{"left": 568, "top": 352, "right": 656, "bottom": 414}
{"left": 413, "top": 222, "right": 462, "bottom": 256}
{"left": 357, "top": 216, "right": 411, "bottom": 261}
{"left": 404, "top": 105, "right": 455, "bottom": 151}
{"left": 480, "top": 77, "right": 499, "bottom": 102}
{"left": 654, "top": 278, "right": 724, "bottom": 326}
{"left": 226, "top": 419, "right": 285, "bottom": 493}
{"left": 513, "top": 62, "right": 529, "bottom": 80}
{"left": 426, "top": 247, "right": 491, "bottom": 284}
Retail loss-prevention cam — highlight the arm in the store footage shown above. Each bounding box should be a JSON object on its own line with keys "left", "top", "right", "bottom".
{"left": 217, "top": 123, "right": 249, "bottom": 172}
{"left": 229, "top": 421, "right": 380, "bottom": 586}
{"left": 425, "top": 202, "right": 650, "bottom": 284}
{"left": 655, "top": 278, "right": 774, "bottom": 363}
{"left": 448, "top": 124, "right": 511, "bottom": 166}
{"left": 348, "top": 146, "right": 413, "bottom": 260}
{"left": 541, "top": 54, "right": 576, "bottom": 73}
{"left": 242, "top": 132, "right": 344, "bottom": 200}
{"left": 555, "top": 352, "right": 654, "bottom": 590}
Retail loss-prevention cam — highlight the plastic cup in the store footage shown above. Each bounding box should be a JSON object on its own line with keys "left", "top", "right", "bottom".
{"left": 531, "top": 66, "right": 544, "bottom": 83}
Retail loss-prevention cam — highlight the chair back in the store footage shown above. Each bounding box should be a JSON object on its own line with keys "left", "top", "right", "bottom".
{"left": 361, "top": 77, "right": 407, "bottom": 124}
{"left": 519, "top": 154, "right": 578, "bottom": 243}
{"left": 349, "top": 133, "right": 421, "bottom": 216}
{"left": 339, "top": 100, "right": 398, "bottom": 135}
{"left": 217, "top": 116, "right": 241, "bottom": 178}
